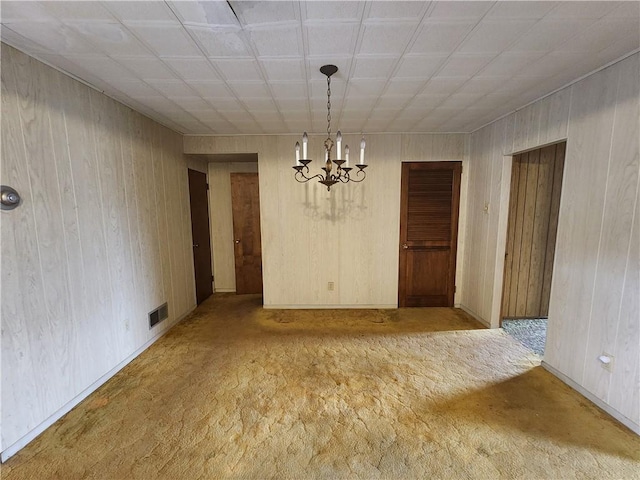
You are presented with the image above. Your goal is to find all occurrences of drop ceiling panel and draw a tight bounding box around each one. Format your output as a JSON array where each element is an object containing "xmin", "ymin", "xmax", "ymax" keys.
[
  {"xmin": 162, "ymin": 57, "xmax": 221, "ymax": 81},
  {"xmin": 2, "ymin": 1, "xmax": 637, "ymax": 135},
  {"xmin": 187, "ymin": 26, "xmax": 250, "ymax": 57},
  {"xmin": 104, "ymin": 1, "xmax": 178, "ymax": 25},
  {"xmin": 71, "ymin": 23, "xmax": 153, "ymax": 56},
  {"xmin": 358, "ymin": 23, "xmax": 419, "ymax": 55},
  {"xmin": 409, "ymin": 20, "xmax": 476, "ymax": 54},
  {"xmin": 261, "ymin": 59, "xmax": 305, "ymax": 82},
  {"xmin": 128, "ymin": 24, "xmax": 202, "ymax": 56}
]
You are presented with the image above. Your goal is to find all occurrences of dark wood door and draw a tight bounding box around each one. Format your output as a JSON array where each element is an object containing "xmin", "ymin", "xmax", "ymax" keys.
[
  {"xmin": 188, "ymin": 169, "xmax": 213, "ymax": 305},
  {"xmin": 502, "ymin": 142, "xmax": 565, "ymax": 319},
  {"xmin": 230, "ymin": 173, "xmax": 263, "ymax": 295},
  {"xmin": 399, "ymin": 162, "xmax": 462, "ymax": 307}
]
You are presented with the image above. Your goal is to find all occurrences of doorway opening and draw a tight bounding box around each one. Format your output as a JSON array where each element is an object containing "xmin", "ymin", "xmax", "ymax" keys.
[{"xmin": 501, "ymin": 142, "xmax": 566, "ymax": 355}]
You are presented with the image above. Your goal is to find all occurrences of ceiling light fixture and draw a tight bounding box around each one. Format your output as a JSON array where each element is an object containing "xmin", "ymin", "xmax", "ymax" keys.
[{"xmin": 293, "ymin": 65, "xmax": 367, "ymax": 191}]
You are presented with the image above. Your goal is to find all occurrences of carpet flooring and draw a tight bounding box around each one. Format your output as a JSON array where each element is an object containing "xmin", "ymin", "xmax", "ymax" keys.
[
  {"xmin": 502, "ymin": 319, "xmax": 548, "ymax": 356},
  {"xmin": 3, "ymin": 294, "xmax": 639, "ymax": 479}
]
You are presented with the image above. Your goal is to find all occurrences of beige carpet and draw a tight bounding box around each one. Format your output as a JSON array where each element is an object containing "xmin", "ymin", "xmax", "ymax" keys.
[{"xmin": 3, "ymin": 294, "xmax": 639, "ymax": 479}]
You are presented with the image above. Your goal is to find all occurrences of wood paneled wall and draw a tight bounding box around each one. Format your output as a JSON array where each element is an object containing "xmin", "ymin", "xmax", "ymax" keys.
[
  {"xmin": 185, "ymin": 134, "xmax": 467, "ymax": 308},
  {"xmin": 207, "ymin": 161, "xmax": 258, "ymax": 292},
  {"xmin": 461, "ymin": 53, "xmax": 639, "ymax": 431},
  {"xmin": 1, "ymin": 45, "xmax": 196, "ymax": 454},
  {"xmin": 502, "ymin": 144, "xmax": 565, "ymax": 318}
]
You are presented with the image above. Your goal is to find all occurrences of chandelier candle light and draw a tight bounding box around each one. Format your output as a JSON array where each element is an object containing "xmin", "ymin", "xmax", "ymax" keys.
[{"xmin": 293, "ymin": 65, "xmax": 367, "ymax": 191}]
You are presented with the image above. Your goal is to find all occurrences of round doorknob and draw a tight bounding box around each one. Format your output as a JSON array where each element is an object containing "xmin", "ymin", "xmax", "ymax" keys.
[
  {"xmin": 234, "ymin": 239, "xmax": 241, "ymax": 244},
  {"xmin": 402, "ymin": 243, "xmax": 408, "ymax": 249},
  {"xmin": 193, "ymin": 244, "xmax": 199, "ymax": 248}
]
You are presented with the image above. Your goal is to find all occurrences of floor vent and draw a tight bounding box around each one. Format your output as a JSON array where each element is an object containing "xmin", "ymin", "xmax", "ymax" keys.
[{"xmin": 149, "ymin": 303, "xmax": 168, "ymax": 329}]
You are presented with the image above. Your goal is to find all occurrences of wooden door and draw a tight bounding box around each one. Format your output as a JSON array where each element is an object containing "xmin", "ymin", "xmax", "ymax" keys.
[
  {"xmin": 230, "ymin": 173, "xmax": 263, "ymax": 294},
  {"xmin": 502, "ymin": 142, "xmax": 565, "ymax": 319},
  {"xmin": 188, "ymin": 169, "xmax": 213, "ymax": 305},
  {"xmin": 399, "ymin": 162, "xmax": 462, "ymax": 307}
]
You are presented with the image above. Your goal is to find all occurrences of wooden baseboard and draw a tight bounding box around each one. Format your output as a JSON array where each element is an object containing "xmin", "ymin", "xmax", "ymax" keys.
[
  {"xmin": 541, "ymin": 361, "xmax": 640, "ymax": 435},
  {"xmin": 214, "ymin": 288, "xmax": 236, "ymax": 293},
  {"xmin": 0, "ymin": 306, "xmax": 197, "ymax": 462},
  {"xmin": 264, "ymin": 304, "xmax": 397, "ymax": 309}
]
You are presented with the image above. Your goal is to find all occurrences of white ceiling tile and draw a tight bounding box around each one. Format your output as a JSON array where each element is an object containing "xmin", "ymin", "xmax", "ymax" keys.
[
  {"xmin": 422, "ymin": 76, "xmax": 469, "ymax": 94},
  {"xmin": 351, "ymin": 56, "xmax": 397, "ymax": 79},
  {"xmin": 189, "ymin": 81, "xmax": 233, "ymax": 98},
  {"xmin": 477, "ymin": 52, "xmax": 544, "ymax": 76},
  {"xmin": 366, "ymin": 1, "xmax": 427, "ymax": 20},
  {"xmin": 605, "ymin": 2, "xmax": 640, "ymax": 19},
  {"xmin": 5, "ymin": 21, "xmax": 98, "ymax": 54},
  {"xmin": 205, "ymin": 98, "xmax": 243, "ymax": 111},
  {"xmin": 456, "ymin": 76, "xmax": 509, "ymax": 95},
  {"xmin": 304, "ymin": 2, "xmax": 363, "ymax": 22},
  {"xmin": 242, "ymin": 98, "xmax": 278, "ymax": 111},
  {"xmin": 42, "ymin": 1, "xmax": 116, "ymax": 22},
  {"xmin": 275, "ymin": 98, "xmax": 308, "ymax": 110},
  {"xmin": 214, "ymin": 59, "xmax": 263, "ymax": 81},
  {"xmin": 64, "ymin": 55, "xmax": 139, "ymax": 80},
  {"xmin": 548, "ymin": 2, "xmax": 618, "ymax": 19},
  {"xmin": 133, "ymin": 96, "xmax": 182, "ymax": 110},
  {"xmin": 429, "ymin": 2, "xmax": 494, "ymax": 20},
  {"xmin": 394, "ymin": 55, "xmax": 447, "ymax": 79},
  {"xmin": 486, "ymin": 2, "xmax": 558, "ymax": 19},
  {"xmin": 113, "ymin": 56, "xmax": 177, "ymax": 80},
  {"xmin": 234, "ymin": 1, "xmax": 298, "ymax": 25},
  {"xmin": 375, "ymin": 96, "xmax": 412, "ymax": 109},
  {"xmin": 105, "ymin": 1, "xmax": 179, "ymax": 24},
  {"xmin": 409, "ymin": 20, "xmax": 476, "ymax": 54},
  {"xmin": 229, "ymin": 82, "xmax": 271, "ymax": 97},
  {"xmin": 166, "ymin": 97, "xmax": 210, "ymax": 111},
  {"xmin": 102, "ymin": 80, "xmax": 161, "ymax": 98},
  {"xmin": 187, "ymin": 26, "xmax": 250, "ymax": 57},
  {"xmin": 346, "ymin": 79, "xmax": 386, "ymax": 97},
  {"xmin": 384, "ymin": 79, "xmax": 425, "ymax": 96},
  {"xmin": 343, "ymin": 97, "xmax": 378, "ymax": 110},
  {"xmin": 438, "ymin": 93, "xmax": 484, "ymax": 108},
  {"xmin": 162, "ymin": 57, "xmax": 221, "ymax": 81},
  {"xmin": 306, "ymin": 24, "xmax": 358, "ymax": 56},
  {"xmin": 261, "ymin": 59, "xmax": 305, "ymax": 81},
  {"xmin": 410, "ymin": 94, "xmax": 449, "ymax": 108},
  {"xmin": 71, "ymin": 23, "xmax": 152, "ymax": 56},
  {"xmin": 509, "ymin": 19, "xmax": 598, "ymax": 53},
  {"xmin": 459, "ymin": 20, "xmax": 537, "ymax": 54},
  {"xmin": 128, "ymin": 25, "xmax": 201, "ymax": 56},
  {"xmin": 359, "ymin": 23, "xmax": 418, "ymax": 55},
  {"xmin": 437, "ymin": 54, "xmax": 496, "ymax": 77},
  {"xmin": 0, "ymin": 2, "xmax": 57, "ymax": 22},
  {"xmin": 168, "ymin": 1, "xmax": 239, "ymax": 27},
  {"xmin": 249, "ymin": 25, "xmax": 302, "ymax": 56},
  {"xmin": 270, "ymin": 82, "xmax": 307, "ymax": 98},
  {"xmin": 145, "ymin": 80, "xmax": 198, "ymax": 97},
  {"xmin": 559, "ymin": 18, "xmax": 639, "ymax": 53},
  {"xmin": 471, "ymin": 93, "xmax": 517, "ymax": 110}
]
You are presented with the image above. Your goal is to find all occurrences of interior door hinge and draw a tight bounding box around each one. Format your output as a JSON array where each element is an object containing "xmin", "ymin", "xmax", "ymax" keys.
[
  {"xmin": 206, "ymin": 183, "xmax": 210, "ymax": 190},
  {"xmin": 211, "ymin": 275, "xmax": 214, "ymax": 282},
  {"xmin": 454, "ymin": 285, "xmax": 457, "ymax": 293}
]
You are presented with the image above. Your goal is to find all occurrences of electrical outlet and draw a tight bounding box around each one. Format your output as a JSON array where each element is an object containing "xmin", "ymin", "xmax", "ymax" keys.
[
  {"xmin": 327, "ymin": 281, "xmax": 335, "ymax": 291},
  {"xmin": 598, "ymin": 353, "xmax": 614, "ymax": 372}
]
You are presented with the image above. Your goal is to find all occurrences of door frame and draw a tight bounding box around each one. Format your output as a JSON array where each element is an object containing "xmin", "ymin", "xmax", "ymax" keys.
[{"xmin": 497, "ymin": 140, "xmax": 567, "ymax": 327}]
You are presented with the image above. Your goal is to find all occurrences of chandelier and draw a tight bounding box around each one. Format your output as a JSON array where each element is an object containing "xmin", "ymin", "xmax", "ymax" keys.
[{"xmin": 293, "ymin": 65, "xmax": 367, "ymax": 191}]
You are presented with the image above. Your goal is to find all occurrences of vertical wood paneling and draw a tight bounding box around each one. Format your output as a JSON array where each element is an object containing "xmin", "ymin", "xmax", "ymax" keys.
[
  {"xmin": 463, "ymin": 53, "xmax": 639, "ymax": 430},
  {"xmin": 546, "ymin": 63, "xmax": 619, "ymax": 383},
  {"xmin": 583, "ymin": 54, "xmax": 640, "ymax": 402},
  {"xmin": 1, "ymin": 45, "xmax": 195, "ymax": 453},
  {"xmin": 187, "ymin": 133, "xmax": 465, "ymax": 307}
]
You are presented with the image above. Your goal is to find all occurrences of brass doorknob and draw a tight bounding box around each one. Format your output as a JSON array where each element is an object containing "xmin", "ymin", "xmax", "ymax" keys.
[
  {"xmin": 402, "ymin": 243, "xmax": 408, "ymax": 249},
  {"xmin": 234, "ymin": 239, "xmax": 241, "ymax": 244}
]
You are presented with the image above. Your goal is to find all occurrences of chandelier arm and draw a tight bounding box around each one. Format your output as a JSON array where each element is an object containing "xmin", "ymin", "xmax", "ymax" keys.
[
  {"xmin": 345, "ymin": 169, "xmax": 367, "ymax": 183},
  {"xmin": 294, "ymin": 170, "xmax": 326, "ymax": 183}
]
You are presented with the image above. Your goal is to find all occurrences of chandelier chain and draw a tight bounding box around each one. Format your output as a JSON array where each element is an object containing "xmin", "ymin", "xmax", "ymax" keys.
[{"xmin": 326, "ymin": 75, "xmax": 331, "ymax": 138}]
